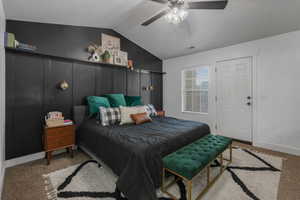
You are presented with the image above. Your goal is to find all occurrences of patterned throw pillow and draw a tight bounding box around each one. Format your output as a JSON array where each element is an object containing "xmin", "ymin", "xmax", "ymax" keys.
[
  {"xmin": 145, "ymin": 104, "xmax": 157, "ymax": 116},
  {"xmin": 99, "ymin": 107, "xmax": 121, "ymax": 126}
]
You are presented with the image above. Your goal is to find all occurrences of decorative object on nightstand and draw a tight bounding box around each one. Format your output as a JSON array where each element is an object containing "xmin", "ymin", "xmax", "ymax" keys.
[
  {"xmin": 43, "ymin": 124, "xmax": 75, "ymax": 165},
  {"xmin": 45, "ymin": 111, "xmax": 64, "ymax": 127}
]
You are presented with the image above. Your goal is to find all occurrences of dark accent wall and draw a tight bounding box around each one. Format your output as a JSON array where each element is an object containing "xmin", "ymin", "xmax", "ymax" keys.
[
  {"xmin": 6, "ymin": 20, "xmax": 163, "ymax": 159},
  {"xmin": 6, "ymin": 20, "xmax": 162, "ymax": 72}
]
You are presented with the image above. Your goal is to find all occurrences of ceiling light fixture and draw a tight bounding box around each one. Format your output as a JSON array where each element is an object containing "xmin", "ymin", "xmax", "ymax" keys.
[
  {"xmin": 165, "ymin": 6, "xmax": 188, "ymax": 24},
  {"xmin": 142, "ymin": 0, "xmax": 228, "ymax": 26}
]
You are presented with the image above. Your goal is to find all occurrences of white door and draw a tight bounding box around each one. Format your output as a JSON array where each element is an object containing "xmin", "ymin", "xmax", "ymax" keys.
[{"xmin": 216, "ymin": 57, "xmax": 253, "ymax": 142}]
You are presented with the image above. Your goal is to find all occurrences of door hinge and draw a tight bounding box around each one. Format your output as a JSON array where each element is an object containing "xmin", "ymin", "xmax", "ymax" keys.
[
  {"xmin": 215, "ymin": 96, "xmax": 218, "ymax": 102},
  {"xmin": 215, "ymin": 68, "xmax": 217, "ymax": 72},
  {"xmin": 215, "ymin": 124, "xmax": 218, "ymax": 130}
]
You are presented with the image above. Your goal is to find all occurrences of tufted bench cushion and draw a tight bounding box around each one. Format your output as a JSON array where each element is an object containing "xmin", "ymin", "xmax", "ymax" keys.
[{"xmin": 163, "ymin": 134, "xmax": 232, "ymax": 180}]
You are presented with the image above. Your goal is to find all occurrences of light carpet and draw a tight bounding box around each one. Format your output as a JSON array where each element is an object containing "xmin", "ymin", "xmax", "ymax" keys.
[{"xmin": 43, "ymin": 147, "xmax": 282, "ymax": 200}]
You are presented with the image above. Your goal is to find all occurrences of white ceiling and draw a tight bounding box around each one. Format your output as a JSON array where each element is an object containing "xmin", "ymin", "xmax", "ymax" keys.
[
  {"xmin": 3, "ymin": 0, "xmax": 143, "ymax": 28},
  {"xmin": 4, "ymin": 0, "xmax": 300, "ymax": 59}
]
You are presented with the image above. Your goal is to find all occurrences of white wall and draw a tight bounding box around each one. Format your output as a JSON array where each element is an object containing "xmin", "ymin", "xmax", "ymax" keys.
[
  {"xmin": 0, "ymin": 0, "xmax": 5, "ymax": 196},
  {"xmin": 163, "ymin": 30, "xmax": 300, "ymax": 156}
]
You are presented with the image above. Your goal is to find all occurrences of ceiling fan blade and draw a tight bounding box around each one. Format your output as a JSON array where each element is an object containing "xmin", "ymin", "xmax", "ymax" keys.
[
  {"xmin": 142, "ymin": 9, "xmax": 170, "ymax": 26},
  {"xmin": 188, "ymin": 1, "xmax": 228, "ymax": 9},
  {"xmin": 149, "ymin": 0, "xmax": 168, "ymax": 4}
]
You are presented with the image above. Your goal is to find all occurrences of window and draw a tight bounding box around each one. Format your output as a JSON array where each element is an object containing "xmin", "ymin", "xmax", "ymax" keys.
[{"xmin": 182, "ymin": 67, "xmax": 209, "ymax": 113}]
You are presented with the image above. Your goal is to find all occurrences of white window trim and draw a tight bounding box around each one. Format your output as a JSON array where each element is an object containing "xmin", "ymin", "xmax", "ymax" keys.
[{"xmin": 181, "ymin": 66, "xmax": 209, "ymax": 114}]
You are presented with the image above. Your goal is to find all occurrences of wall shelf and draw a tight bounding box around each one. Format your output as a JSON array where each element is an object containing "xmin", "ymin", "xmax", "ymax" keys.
[{"xmin": 5, "ymin": 47, "xmax": 166, "ymax": 75}]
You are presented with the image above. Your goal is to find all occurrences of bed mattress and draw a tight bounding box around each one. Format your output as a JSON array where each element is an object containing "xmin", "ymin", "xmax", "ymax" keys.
[{"xmin": 78, "ymin": 116, "xmax": 210, "ymax": 200}]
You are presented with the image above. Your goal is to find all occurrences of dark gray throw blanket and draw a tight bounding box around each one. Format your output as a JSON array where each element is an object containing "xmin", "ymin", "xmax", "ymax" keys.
[{"xmin": 78, "ymin": 116, "xmax": 210, "ymax": 200}]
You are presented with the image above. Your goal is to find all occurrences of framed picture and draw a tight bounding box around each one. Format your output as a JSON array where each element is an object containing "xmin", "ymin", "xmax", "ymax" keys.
[
  {"xmin": 114, "ymin": 56, "xmax": 123, "ymax": 66},
  {"xmin": 119, "ymin": 51, "xmax": 128, "ymax": 66},
  {"xmin": 101, "ymin": 33, "xmax": 120, "ymax": 51}
]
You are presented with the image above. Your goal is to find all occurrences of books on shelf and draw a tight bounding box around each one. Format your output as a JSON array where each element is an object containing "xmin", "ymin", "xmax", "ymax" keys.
[
  {"xmin": 4, "ymin": 32, "xmax": 37, "ymax": 51},
  {"xmin": 17, "ymin": 42, "xmax": 37, "ymax": 51},
  {"xmin": 46, "ymin": 119, "xmax": 73, "ymax": 128},
  {"xmin": 64, "ymin": 120, "xmax": 73, "ymax": 126}
]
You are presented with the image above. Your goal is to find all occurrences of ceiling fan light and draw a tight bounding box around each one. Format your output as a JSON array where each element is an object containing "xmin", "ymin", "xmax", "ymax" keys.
[
  {"xmin": 178, "ymin": 8, "xmax": 188, "ymax": 19},
  {"xmin": 165, "ymin": 7, "xmax": 188, "ymax": 24}
]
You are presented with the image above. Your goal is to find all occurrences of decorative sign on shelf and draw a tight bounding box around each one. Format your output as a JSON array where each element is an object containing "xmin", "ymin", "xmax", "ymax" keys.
[
  {"xmin": 101, "ymin": 33, "xmax": 120, "ymax": 51},
  {"xmin": 87, "ymin": 33, "xmax": 131, "ymax": 69}
]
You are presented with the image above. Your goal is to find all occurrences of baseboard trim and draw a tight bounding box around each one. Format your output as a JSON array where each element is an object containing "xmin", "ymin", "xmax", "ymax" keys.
[
  {"xmin": 0, "ymin": 167, "xmax": 5, "ymax": 199},
  {"xmin": 5, "ymin": 152, "xmax": 45, "ymax": 168},
  {"xmin": 254, "ymin": 142, "xmax": 300, "ymax": 156},
  {"xmin": 232, "ymin": 138, "xmax": 252, "ymax": 145},
  {"xmin": 4, "ymin": 147, "xmax": 77, "ymax": 168}
]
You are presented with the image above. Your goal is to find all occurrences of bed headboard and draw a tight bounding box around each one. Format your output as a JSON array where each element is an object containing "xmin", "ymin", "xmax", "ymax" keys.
[{"xmin": 73, "ymin": 105, "xmax": 88, "ymax": 128}]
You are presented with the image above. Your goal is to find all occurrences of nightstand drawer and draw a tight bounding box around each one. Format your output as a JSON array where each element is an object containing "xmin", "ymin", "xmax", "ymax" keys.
[
  {"xmin": 46, "ymin": 135, "xmax": 74, "ymax": 150},
  {"xmin": 46, "ymin": 125, "xmax": 74, "ymax": 138}
]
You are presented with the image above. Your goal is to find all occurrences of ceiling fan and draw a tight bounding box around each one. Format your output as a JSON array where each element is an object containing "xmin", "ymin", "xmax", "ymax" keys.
[{"xmin": 142, "ymin": 0, "xmax": 228, "ymax": 26}]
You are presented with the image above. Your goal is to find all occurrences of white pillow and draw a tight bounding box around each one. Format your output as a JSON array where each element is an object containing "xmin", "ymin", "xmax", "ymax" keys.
[{"xmin": 119, "ymin": 106, "xmax": 148, "ymax": 125}]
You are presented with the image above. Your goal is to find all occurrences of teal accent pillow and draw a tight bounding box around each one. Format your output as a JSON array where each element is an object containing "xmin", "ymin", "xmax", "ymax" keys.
[
  {"xmin": 87, "ymin": 96, "xmax": 111, "ymax": 116},
  {"xmin": 125, "ymin": 96, "xmax": 143, "ymax": 106},
  {"xmin": 104, "ymin": 94, "xmax": 127, "ymax": 107}
]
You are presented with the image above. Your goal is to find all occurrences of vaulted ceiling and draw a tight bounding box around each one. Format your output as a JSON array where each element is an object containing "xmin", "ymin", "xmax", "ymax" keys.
[{"xmin": 3, "ymin": 0, "xmax": 300, "ymax": 59}]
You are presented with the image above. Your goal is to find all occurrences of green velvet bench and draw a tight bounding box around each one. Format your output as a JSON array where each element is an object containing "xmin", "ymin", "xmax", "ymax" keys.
[{"xmin": 162, "ymin": 134, "xmax": 233, "ymax": 200}]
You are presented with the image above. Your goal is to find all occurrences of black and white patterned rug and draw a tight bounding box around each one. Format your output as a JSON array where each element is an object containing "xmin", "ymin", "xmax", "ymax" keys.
[{"xmin": 43, "ymin": 147, "xmax": 282, "ymax": 200}]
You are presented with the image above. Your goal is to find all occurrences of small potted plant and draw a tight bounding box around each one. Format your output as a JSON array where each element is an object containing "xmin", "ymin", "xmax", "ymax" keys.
[{"xmin": 101, "ymin": 50, "xmax": 111, "ymax": 63}]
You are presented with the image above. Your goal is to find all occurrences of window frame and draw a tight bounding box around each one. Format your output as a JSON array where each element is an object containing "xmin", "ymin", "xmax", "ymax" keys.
[{"xmin": 181, "ymin": 66, "xmax": 209, "ymax": 115}]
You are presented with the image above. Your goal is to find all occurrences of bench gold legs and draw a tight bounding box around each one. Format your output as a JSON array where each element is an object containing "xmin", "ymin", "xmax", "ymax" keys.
[
  {"xmin": 223, "ymin": 143, "xmax": 233, "ymax": 163},
  {"xmin": 162, "ymin": 144, "xmax": 233, "ymax": 200},
  {"xmin": 188, "ymin": 181, "xmax": 192, "ymax": 200},
  {"xmin": 207, "ymin": 166, "xmax": 210, "ymax": 185}
]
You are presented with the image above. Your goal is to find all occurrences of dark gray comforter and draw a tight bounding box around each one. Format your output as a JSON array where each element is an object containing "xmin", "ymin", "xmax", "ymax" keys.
[{"xmin": 78, "ymin": 116, "xmax": 210, "ymax": 200}]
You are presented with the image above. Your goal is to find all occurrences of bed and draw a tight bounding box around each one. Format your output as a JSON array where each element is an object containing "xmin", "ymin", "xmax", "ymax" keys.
[{"xmin": 74, "ymin": 106, "xmax": 210, "ymax": 200}]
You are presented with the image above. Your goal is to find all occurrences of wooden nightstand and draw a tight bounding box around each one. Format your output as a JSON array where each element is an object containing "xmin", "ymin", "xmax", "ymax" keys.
[{"xmin": 43, "ymin": 124, "xmax": 75, "ymax": 165}]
